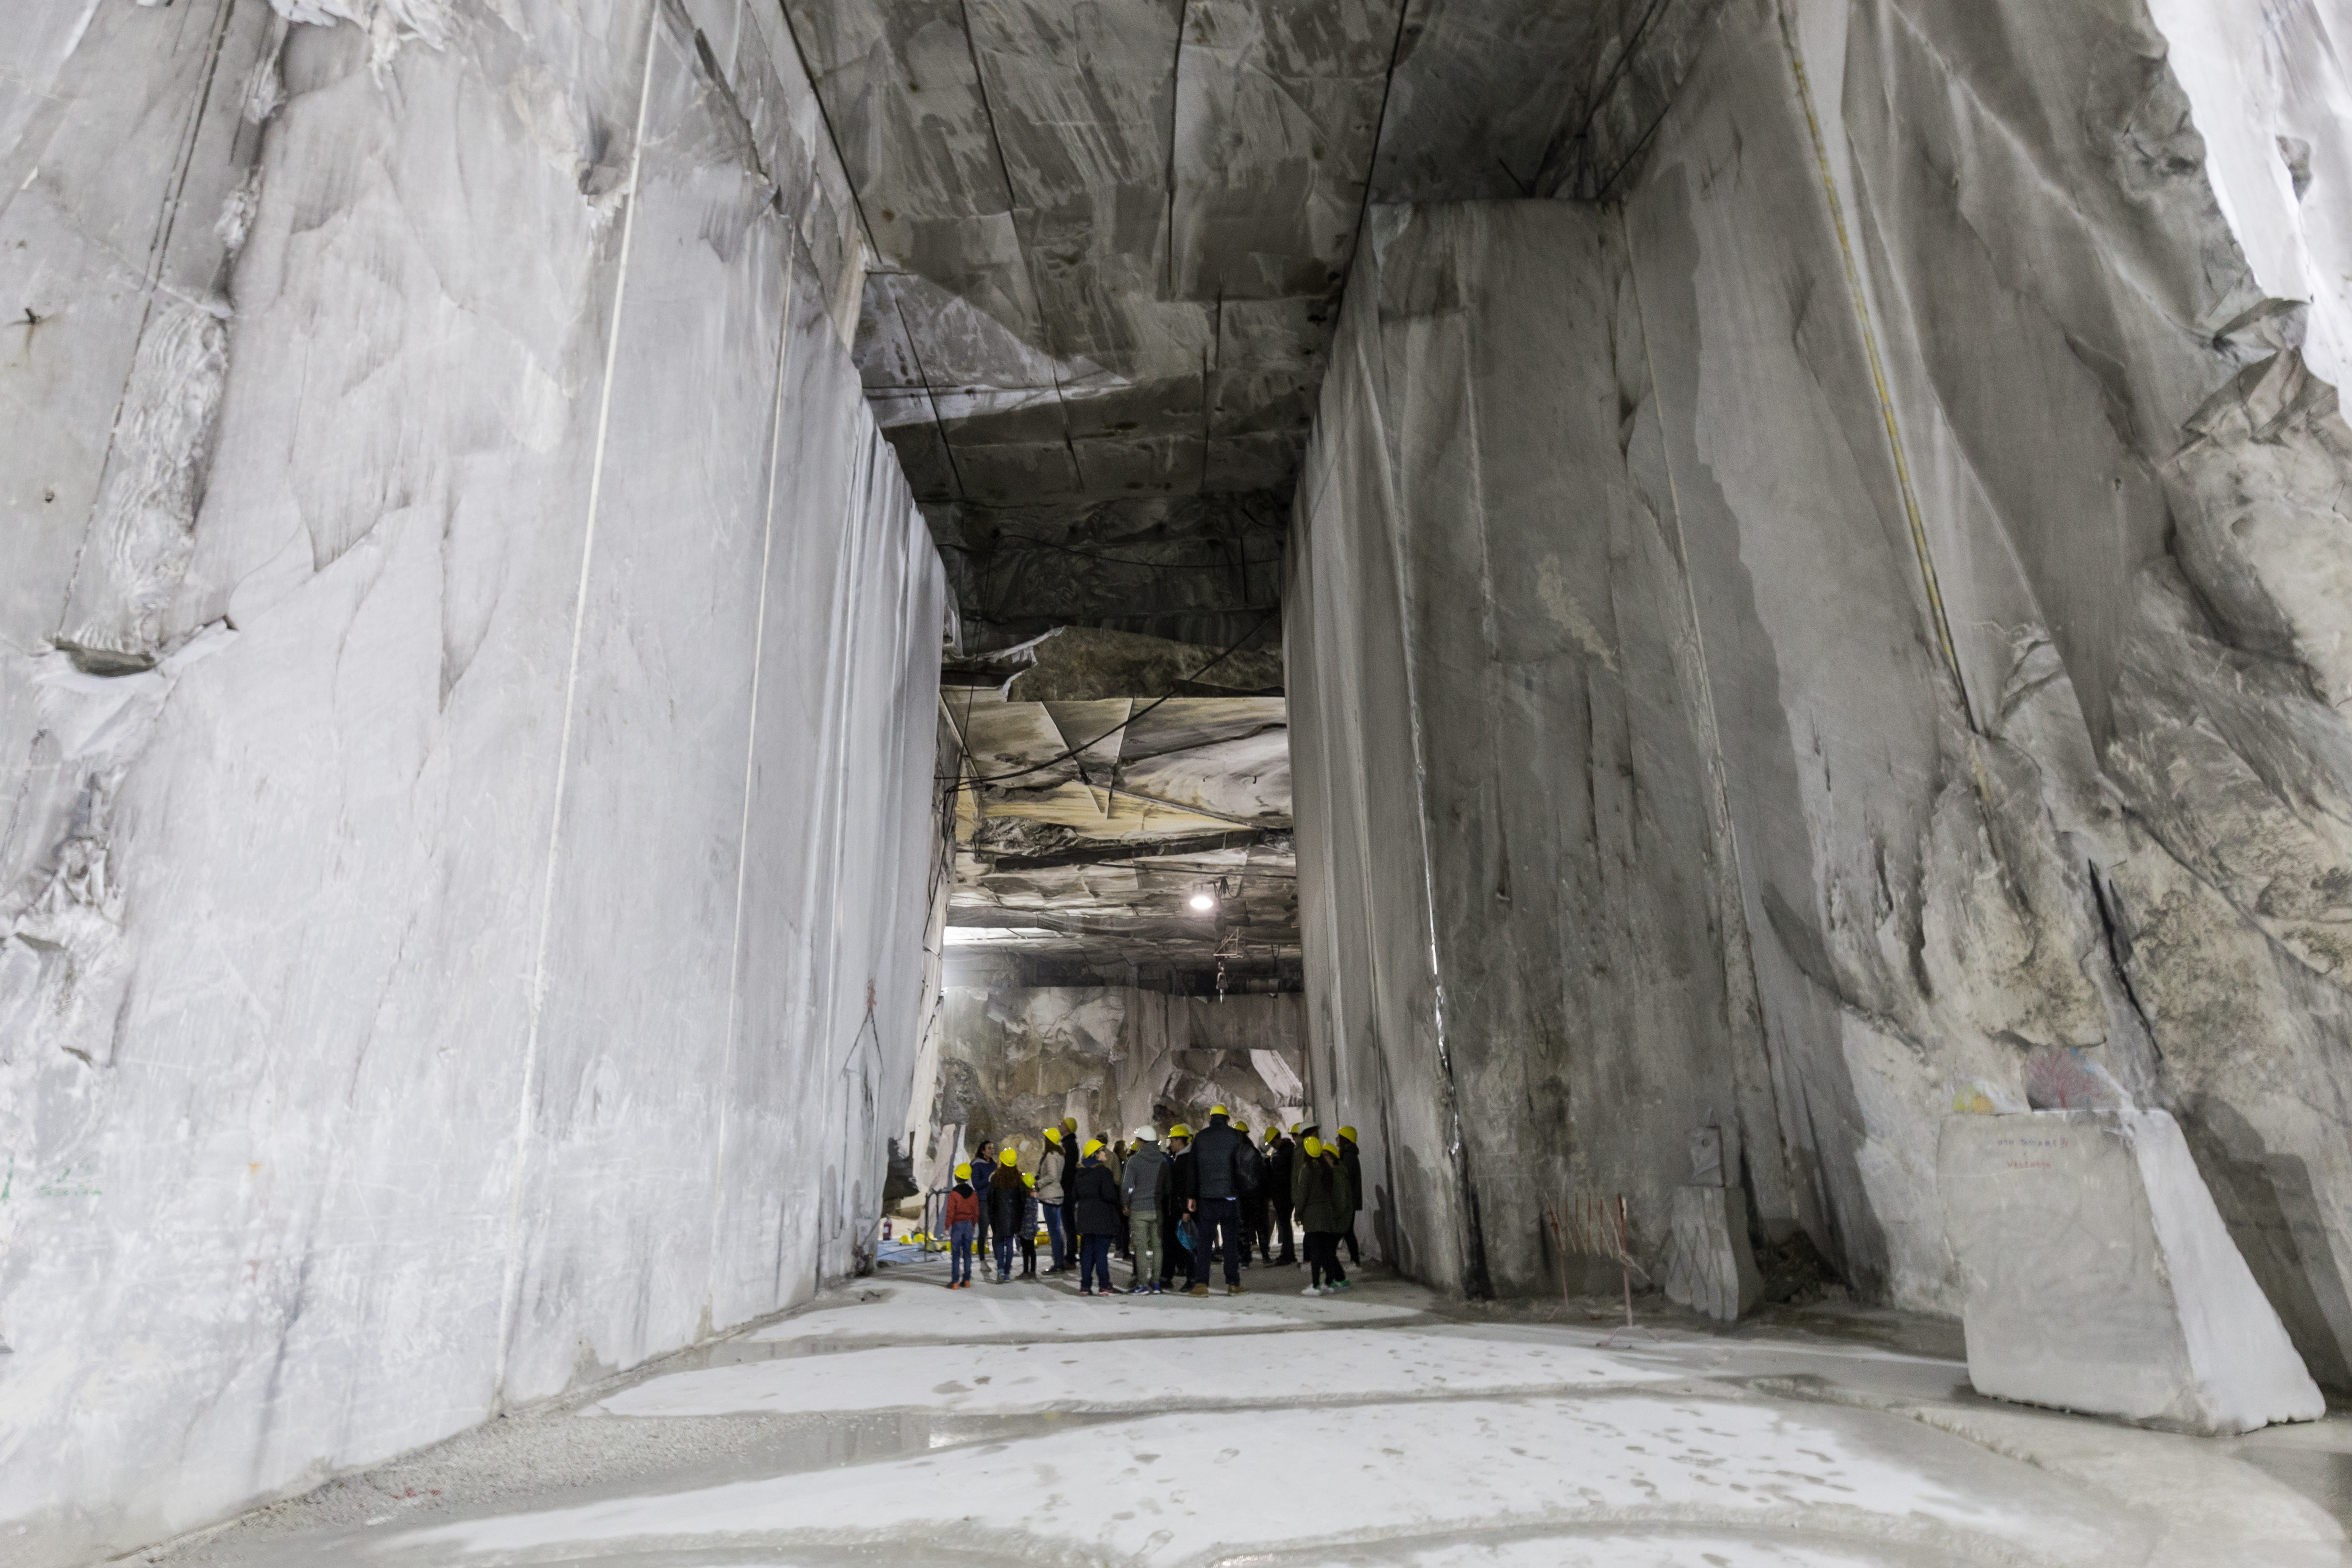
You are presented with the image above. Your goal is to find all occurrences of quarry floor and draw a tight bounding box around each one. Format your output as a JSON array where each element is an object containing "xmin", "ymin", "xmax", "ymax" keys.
[{"xmin": 143, "ymin": 1258, "xmax": 2352, "ymax": 1568}]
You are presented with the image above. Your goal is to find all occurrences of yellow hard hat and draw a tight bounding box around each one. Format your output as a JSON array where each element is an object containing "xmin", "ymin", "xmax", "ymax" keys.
[
  {"xmin": 1209, "ymin": 1104, "xmax": 1229, "ymax": 1118},
  {"xmin": 1234, "ymin": 1121, "xmax": 1249, "ymax": 1134},
  {"xmin": 1169, "ymin": 1123, "xmax": 1194, "ymax": 1139},
  {"xmin": 1290, "ymin": 1122, "xmax": 1301, "ymax": 1136},
  {"xmin": 1042, "ymin": 1127, "xmax": 1060, "ymax": 1144},
  {"xmin": 1083, "ymin": 1138, "xmax": 1104, "ymax": 1157},
  {"xmin": 1062, "ymin": 1116, "xmax": 1077, "ymax": 1128},
  {"xmin": 955, "ymin": 1163, "xmax": 972, "ymax": 1179},
  {"xmin": 1338, "ymin": 1126, "xmax": 1357, "ymax": 1142},
  {"xmin": 1302, "ymin": 1137, "xmax": 1322, "ymax": 1158},
  {"xmin": 1024, "ymin": 1173, "xmax": 1035, "ymax": 1188},
  {"xmin": 1264, "ymin": 1127, "xmax": 1279, "ymax": 1142},
  {"xmin": 998, "ymin": 1147, "xmax": 1018, "ymax": 1166}
]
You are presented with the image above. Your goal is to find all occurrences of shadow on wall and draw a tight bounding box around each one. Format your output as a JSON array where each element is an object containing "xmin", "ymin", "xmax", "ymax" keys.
[{"xmin": 2184, "ymin": 1099, "xmax": 2352, "ymax": 1392}]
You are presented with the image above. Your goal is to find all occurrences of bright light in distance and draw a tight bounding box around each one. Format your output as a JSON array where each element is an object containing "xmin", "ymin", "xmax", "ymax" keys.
[{"xmin": 1188, "ymin": 892, "xmax": 1216, "ymax": 912}]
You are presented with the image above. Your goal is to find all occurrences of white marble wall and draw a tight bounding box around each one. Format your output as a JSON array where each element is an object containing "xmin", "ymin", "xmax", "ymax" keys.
[
  {"xmin": 0, "ymin": 3, "xmax": 943, "ymax": 1561},
  {"xmin": 1292, "ymin": 0, "xmax": 2352, "ymax": 1389}
]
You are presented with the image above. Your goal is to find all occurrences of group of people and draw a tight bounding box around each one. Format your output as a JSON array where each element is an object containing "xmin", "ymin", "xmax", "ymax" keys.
[{"xmin": 938, "ymin": 1110, "xmax": 1364, "ymax": 1297}]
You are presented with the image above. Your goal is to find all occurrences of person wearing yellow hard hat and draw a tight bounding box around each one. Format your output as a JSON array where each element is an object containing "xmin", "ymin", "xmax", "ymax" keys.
[
  {"xmin": 1018, "ymin": 1172, "xmax": 1041, "ymax": 1278},
  {"xmin": 944, "ymin": 1164, "xmax": 980, "ymax": 1289},
  {"xmin": 1295, "ymin": 1133, "xmax": 1353, "ymax": 1294},
  {"xmin": 984, "ymin": 1146, "xmax": 1024, "ymax": 1283},
  {"xmin": 1336, "ymin": 1125, "xmax": 1364, "ymax": 1269},
  {"xmin": 1068, "ymin": 1138, "xmax": 1123, "ymax": 1295},
  {"xmin": 1180, "ymin": 1106, "xmax": 1251, "ymax": 1296},
  {"xmin": 1265, "ymin": 1122, "xmax": 1299, "ymax": 1267},
  {"xmin": 1162, "ymin": 1123, "xmax": 1197, "ymax": 1289},
  {"xmin": 1035, "ymin": 1126, "xmax": 1072, "ymax": 1274}
]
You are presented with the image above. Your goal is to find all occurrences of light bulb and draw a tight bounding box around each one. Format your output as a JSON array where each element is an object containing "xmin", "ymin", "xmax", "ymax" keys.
[{"xmin": 1189, "ymin": 891, "xmax": 1215, "ymax": 912}]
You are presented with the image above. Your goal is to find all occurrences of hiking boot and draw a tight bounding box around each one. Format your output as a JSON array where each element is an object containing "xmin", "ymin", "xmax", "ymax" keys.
[
  {"xmin": 1226, "ymin": 1283, "xmax": 1248, "ymax": 1296},
  {"xmin": 1185, "ymin": 1283, "xmax": 1210, "ymax": 1297}
]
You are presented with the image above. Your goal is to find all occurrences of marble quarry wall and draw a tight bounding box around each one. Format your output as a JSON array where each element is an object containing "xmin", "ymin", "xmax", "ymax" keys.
[
  {"xmin": 0, "ymin": 1, "xmax": 945, "ymax": 1561},
  {"xmin": 1291, "ymin": 0, "xmax": 2352, "ymax": 1383},
  {"xmin": 915, "ymin": 986, "xmax": 1307, "ymax": 1193}
]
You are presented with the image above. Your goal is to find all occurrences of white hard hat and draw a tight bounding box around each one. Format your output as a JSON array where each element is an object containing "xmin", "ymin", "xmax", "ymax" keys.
[{"xmin": 1132, "ymin": 1125, "xmax": 1158, "ymax": 1142}]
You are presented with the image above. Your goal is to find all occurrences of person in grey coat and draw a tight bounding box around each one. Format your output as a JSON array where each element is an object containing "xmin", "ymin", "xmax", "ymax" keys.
[{"xmin": 1119, "ymin": 1125, "xmax": 1174, "ymax": 1293}]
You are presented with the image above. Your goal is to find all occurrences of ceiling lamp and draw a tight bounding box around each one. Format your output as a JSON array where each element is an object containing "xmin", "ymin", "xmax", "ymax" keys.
[{"xmin": 1188, "ymin": 889, "xmax": 1217, "ymax": 912}]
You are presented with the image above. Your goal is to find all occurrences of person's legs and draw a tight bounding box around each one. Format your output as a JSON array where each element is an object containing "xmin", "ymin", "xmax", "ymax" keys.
[
  {"xmin": 1272, "ymin": 1201, "xmax": 1295, "ymax": 1264},
  {"xmin": 1019, "ymin": 1234, "xmax": 1036, "ymax": 1277},
  {"xmin": 950, "ymin": 1222, "xmax": 973, "ymax": 1285},
  {"xmin": 1211, "ymin": 1198, "xmax": 1245, "ymax": 1285},
  {"xmin": 1343, "ymin": 1218, "xmax": 1360, "ymax": 1265},
  {"xmin": 1131, "ymin": 1212, "xmax": 1160, "ymax": 1289},
  {"xmin": 1305, "ymin": 1232, "xmax": 1331, "ymax": 1288},
  {"xmin": 993, "ymin": 1231, "xmax": 1013, "ymax": 1280},
  {"xmin": 1327, "ymin": 1234, "xmax": 1348, "ymax": 1285},
  {"xmin": 1043, "ymin": 1203, "xmax": 1067, "ymax": 1271},
  {"xmin": 1085, "ymin": 1236, "xmax": 1112, "ymax": 1292}
]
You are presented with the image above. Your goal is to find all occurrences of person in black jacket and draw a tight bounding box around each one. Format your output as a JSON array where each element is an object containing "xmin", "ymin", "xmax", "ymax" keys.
[
  {"xmin": 1162, "ymin": 1124, "xmax": 1197, "ymax": 1288},
  {"xmin": 1265, "ymin": 1126, "xmax": 1296, "ymax": 1265},
  {"xmin": 1336, "ymin": 1125, "xmax": 1365, "ymax": 1265},
  {"xmin": 1069, "ymin": 1140, "xmax": 1124, "ymax": 1296},
  {"xmin": 985, "ymin": 1148, "xmax": 1025, "ymax": 1283},
  {"xmin": 1184, "ymin": 1108, "xmax": 1251, "ymax": 1295},
  {"xmin": 970, "ymin": 1137, "xmax": 996, "ymax": 1262}
]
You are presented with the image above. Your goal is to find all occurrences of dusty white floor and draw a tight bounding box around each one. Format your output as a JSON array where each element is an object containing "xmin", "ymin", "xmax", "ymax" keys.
[{"xmin": 144, "ymin": 1255, "xmax": 2352, "ymax": 1567}]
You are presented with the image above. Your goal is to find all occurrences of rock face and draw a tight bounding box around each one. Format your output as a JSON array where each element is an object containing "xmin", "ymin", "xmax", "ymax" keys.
[
  {"xmin": 1289, "ymin": 0, "xmax": 2352, "ymax": 1379},
  {"xmin": 0, "ymin": 3, "xmax": 946, "ymax": 1563},
  {"xmin": 1941, "ymin": 1111, "xmax": 2324, "ymax": 1434}
]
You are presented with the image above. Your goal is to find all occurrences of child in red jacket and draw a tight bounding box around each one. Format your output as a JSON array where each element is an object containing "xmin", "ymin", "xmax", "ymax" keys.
[{"xmin": 944, "ymin": 1164, "xmax": 980, "ymax": 1289}]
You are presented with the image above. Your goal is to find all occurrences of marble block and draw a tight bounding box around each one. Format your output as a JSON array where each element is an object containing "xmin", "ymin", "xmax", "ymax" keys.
[{"xmin": 1939, "ymin": 1110, "xmax": 2323, "ymax": 1435}]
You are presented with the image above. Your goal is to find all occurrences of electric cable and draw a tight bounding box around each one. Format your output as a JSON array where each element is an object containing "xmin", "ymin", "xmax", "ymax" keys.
[{"xmin": 955, "ymin": 606, "xmax": 1279, "ymax": 787}]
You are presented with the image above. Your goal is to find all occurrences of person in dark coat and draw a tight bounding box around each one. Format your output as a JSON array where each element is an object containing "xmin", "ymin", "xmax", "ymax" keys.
[
  {"xmin": 1019, "ymin": 1174, "xmax": 1040, "ymax": 1277},
  {"xmin": 1162, "ymin": 1124, "xmax": 1197, "ymax": 1288},
  {"xmin": 985, "ymin": 1148, "xmax": 1025, "ymax": 1283},
  {"xmin": 970, "ymin": 1137, "xmax": 996, "ymax": 1261},
  {"xmin": 1185, "ymin": 1109, "xmax": 1251, "ymax": 1295},
  {"xmin": 1294, "ymin": 1136, "xmax": 1353, "ymax": 1293},
  {"xmin": 1336, "ymin": 1125, "xmax": 1365, "ymax": 1265},
  {"xmin": 1069, "ymin": 1140, "xmax": 1124, "ymax": 1296},
  {"xmin": 1266, "ymin": 1127, "xmax": 1297, "ymax": 1265},
  {"xmin": 1109, "ymin": 1139, "xmax": 1132, "ymax": 1260}
]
